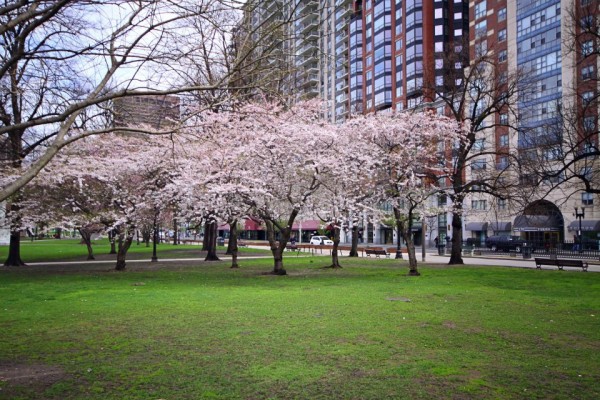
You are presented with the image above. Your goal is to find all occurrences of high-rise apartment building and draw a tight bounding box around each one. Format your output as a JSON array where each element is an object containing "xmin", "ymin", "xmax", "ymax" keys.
[
  {"xmin": 242, "ymin": 1, "xmax": 322, "ymax": 102},
  {"xmin": 244, "ymin": 0, "xmax": 600, "ymax": 246},
  {"xmin": 349, "ymin": 0, "xmax": 469, "ymax": 113},
  {"xmin": 464, "ymin": 0, "xmax": 600, "ymax": 246}
]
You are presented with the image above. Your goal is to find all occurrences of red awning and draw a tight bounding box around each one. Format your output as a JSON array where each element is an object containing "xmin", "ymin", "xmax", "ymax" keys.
[
  {"xmin": 292, "ymin": 219, "xmax": 321, "ymax": 231},
  {"xmin": 244, "ymin": 218, "xmax": 263, "ymax": 231}
]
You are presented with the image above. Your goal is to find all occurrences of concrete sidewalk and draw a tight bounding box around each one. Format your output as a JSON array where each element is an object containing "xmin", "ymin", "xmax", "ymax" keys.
[{"xmin": 12, "ymin": 246, "xmax": 599, "ymax": 273}]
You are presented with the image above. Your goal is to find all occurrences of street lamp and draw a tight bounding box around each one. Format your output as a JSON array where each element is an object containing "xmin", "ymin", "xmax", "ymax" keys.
[
  {"xmin": 574, "ymin": 207, "xmax": 585, "ymax": 253},
  {"xmin": 151, "ymin": 210, "xmax": 158, "ymax": 262}
]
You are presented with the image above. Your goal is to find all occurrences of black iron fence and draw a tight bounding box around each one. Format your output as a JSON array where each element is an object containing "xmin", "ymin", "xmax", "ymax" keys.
[{"xmin": 459, "ymin": 239, "xmax": 600, "ymax": 260}]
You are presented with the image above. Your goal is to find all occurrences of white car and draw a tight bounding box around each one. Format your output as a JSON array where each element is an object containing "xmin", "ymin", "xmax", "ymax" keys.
[{"xmin": 310, "ymin": 235, "xmax": 333, "ymax": 245}]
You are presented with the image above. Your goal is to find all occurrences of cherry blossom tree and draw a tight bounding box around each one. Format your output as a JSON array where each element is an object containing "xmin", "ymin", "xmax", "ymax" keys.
[
  {"xmin": 310, "ymin": 125, "xmax": 375, "ymax": 268},
  {"xmin": 347, "ymin": 110, "xmax": 464, "ymax": 275},
  {"xmin": 26, "ymin": 133, "xmax": 180, "ymax": 270},
  {"xmin": 178, "ymin": 100, "xmax": 337, "ymax": 275},
  {"xmin": 0, "ymin": 1, "xmax": 295, "ymax": 265}
]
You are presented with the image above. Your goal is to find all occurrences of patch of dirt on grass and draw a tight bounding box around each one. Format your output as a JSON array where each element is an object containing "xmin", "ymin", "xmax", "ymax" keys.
[
  {"xmin": 0, "ymin": 361, "xmax": 67, "ymax": 394},
  {"xmin": 442, "ymin": 321, "xmax": 457, "ymax": 329}
]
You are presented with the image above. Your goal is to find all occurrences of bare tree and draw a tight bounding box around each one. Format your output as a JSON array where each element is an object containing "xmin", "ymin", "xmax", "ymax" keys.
[{"xmin": 426, "ymin": 40, "xmax": 533, "ymax": 264}]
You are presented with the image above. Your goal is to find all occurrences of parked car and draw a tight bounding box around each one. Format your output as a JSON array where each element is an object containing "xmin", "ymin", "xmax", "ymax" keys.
[
  {"xmin": 484, "ymin": 235, "xmax": 530, "ymax": 253},
  {"xmin": 309, "ymin": 235, "xmax": 333, "ymax": 245}
]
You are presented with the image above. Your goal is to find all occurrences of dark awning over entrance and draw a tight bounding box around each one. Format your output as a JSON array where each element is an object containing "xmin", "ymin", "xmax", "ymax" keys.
[
  {"xmin": 410, "ymin": 222, "xmax": 422, "ymax": 232},
  {"xmin": 490, "ymin": 222, "xmax": 512, "ymax": 232},
  {"xmin": 465, "ymin": 222, "xmax": 488, "ymax": 231},
  {"xmin": 513, "ymin": 215, "xmax": 561, "ymax": 232},
  {"xmin": 567, "ymin": 220, "xmax": 600, "ymax": 232}
]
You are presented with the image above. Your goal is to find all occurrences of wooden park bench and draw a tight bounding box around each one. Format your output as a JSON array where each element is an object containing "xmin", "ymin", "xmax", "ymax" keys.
[
  {"xmin": 365, "ymin": 247, "xmax": 390, "ymax": 258},
  {"xmin": 534, "ymin": 257, "xmax": 588, "ymax": 272}
]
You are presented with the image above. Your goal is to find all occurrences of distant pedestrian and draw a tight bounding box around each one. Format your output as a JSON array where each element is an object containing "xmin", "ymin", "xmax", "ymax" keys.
[{"xmin": 434, "ymin": 236, "xmax": 439, "ymax": 246}]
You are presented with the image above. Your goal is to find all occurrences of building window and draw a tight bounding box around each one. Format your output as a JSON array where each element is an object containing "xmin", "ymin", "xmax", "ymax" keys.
[
  {"xmin": 541, "ymin": 171, "xmax": 563, "ymax": 185},
  {"xmin": 582, "ymin": 65, "xmax": 595, "ymax": 80},
  {"xmin": 583, "ymin": 116, "xmax": 596, "ymax": 133},
  {"xmin": 497, "ymin": 198, "xmax": 507, "ymax": 210},
  {"xmin": 582, "ymin": 192, "xmax": 594, "ymax": 205},
  {"xmin": 472, "ymin": 200, "xmax": 487, "ymax": 210},
  {"xmin": 498, "ymin": 50, "xmax": 507, "ymax": 63},
  {"xmin": 582, "ymin": 91, "xmax": 595, "ymax": 106},
  {"xmin": 542, "ymin": 146, "xmax": 562, "ymax": 161},
  {"xmin": 471, "ymin": 159, "xmax": 487, "ymax": 170},
  {"xmin": 473, "ymin": 138, "xmax": 485, "ymax": 151},
  {"xmin": 475, "ymin": 20, "xmax": 487, "ymax": 39},
  {"xmin": 582, "ymin": 40, "xmax": 594, "ymax": 57},
  {"xmin": 499, "ymin": 134, "xmax": 509, "ymax": 147},
  {"xmin": 498, "ymin": 28, "xmax": 507, "ymax": 42},
  {"xmin": 499, "ymin": 113, "xmax": 508, "ymax": 125},
  {"xmin": 475, "ymin": 1, "xmax": 487, "ymax": 20},
  {"xmin": 498, "ymin": 7, "xmax": 506, "ymax": 22},
  {"xmin": 497, "ymin": 156, "xmax": 509, "ymax": 170}
]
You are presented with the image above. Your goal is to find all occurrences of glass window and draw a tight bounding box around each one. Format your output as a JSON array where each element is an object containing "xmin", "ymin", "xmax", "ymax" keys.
[
  {"xmin": 582, "ymin": 91, "xmax": 595, "ymax": 105},
  {"xmin": 582, "ymin": 192, "xmax": 594, "ymax": 205},
  {"xmin": 475, "ymin": 1, "xmax": 487, "ymax": 20},
  {"xmin": 583, "ymin": 115, "xmax": 596, "ymax": 132},
  {"xmin": 498, "ymin": 7, "xmax": 506, "ymax": 22},
  {"xmin": 473, "ymin": 139, "xmax": 485, "ymax": 151},
  {"xmin": 471, "ymin": 200, "xmax": 487, "ymax": 210},
  {"xmin": 582, "ymin": 40, "xmax": 594, "ymax": 56},
  {"xmin": 498, "ymin": 29, "xmax": 506, "ymax": 42},
  {"xmin": 499, "ymin": 134, "xmax": 509, "ymax": 147},
  {"xmin": 498, "ymin": 50, "xmax": 507, "ymax": 63},
  {"xmin": 475, "ymin": 20, "xmax": 487, "ymax": 39},
  {"xmin": 472, "ymin": 159, "xmax": 487, "ymax": 170},
  {"xmin": 582, "ymin": 65, "xmax": 595, "ymax": 80}
]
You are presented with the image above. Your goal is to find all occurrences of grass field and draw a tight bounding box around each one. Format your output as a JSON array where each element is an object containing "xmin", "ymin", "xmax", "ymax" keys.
[
  {"xmin": 0, "ymin": 250, "xmax": 599, "ymax": 399},
  {"xmin": 0, "ymin": 239, "xmax": 265, "ymax": 263}
]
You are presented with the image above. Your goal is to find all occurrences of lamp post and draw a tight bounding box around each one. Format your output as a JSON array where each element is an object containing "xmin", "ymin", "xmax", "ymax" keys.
[
  {"xmin": 151, "ymin": 211, "xmax": 158, "ymax": 262},
  {"xmin": 395, "ymin": 221, "xmax": 403, "ymax": 259},
  {"xmin": 574, "ymin": 207, "xmax": 585, "ymax": 253}
]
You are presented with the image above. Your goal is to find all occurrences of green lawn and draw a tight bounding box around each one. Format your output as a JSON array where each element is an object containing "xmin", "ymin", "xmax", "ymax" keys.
[
  {"xmin": 0, "ymin": 256, "xmax": 599, "ymax": 399},
  {"xmin": 0, "ymin": 239, "xmax": 265, "ymax": 263}
]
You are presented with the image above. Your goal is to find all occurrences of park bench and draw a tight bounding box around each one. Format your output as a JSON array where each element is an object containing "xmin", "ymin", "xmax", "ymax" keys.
[
  {"xmin": 365, "ymin": 247, "xmax": 390, "ymax": 258},
  {"xmin": 238, "ymin": 241, "xmax": 248, "ymax": 247},
  {"xmin": 534, "ymin": 257, "xmax": 588, "ymax": 272}
]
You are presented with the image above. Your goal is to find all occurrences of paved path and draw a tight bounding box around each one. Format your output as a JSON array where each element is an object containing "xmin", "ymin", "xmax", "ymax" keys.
[{"xmin": 17, "ymin": 246, "xmax": 599, "ymax": 273}]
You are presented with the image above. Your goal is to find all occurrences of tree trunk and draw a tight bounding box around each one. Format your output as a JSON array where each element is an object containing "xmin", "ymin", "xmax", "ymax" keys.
[
  {"xmin": 349, "ymin": 225, "xmax": 359, "ymax": 257},
  {"xmin": 265, "ymin": 214, "xmax": 296, "ymax": 275},
  {"xmin": 395, "ymin": 208, "xmax": 419, "ymax": 276},
  {"xmin": 4, "ymin": 199, "xmax": 25, "ymax": 266},
  {"xmin": 142, "ymin": 228, "xmax": 151, "ymax": 247},
  {"xmin": 173, "ymin": 218, "xmax": 178, "ymax": 245},
  {"xmin": 108, "ymin": 229, "xmax": 117, "ymax": 254},
  {"xmin": 115, "ymin": 227, "xmax": 134, "ymax": 271},
  {"xmin": 202, "ymin": 220, "xmax": 210, "ymax": 251},
  {"xmin": 204, "ymin": 221, "xmax": 220, "ymax": 261},
  {"xmin": 226, "ymin": 219, "xmax": 237, "ymax": 256},
  {"xmin": 78, "ymin": 227, "xmax": 95, "ymax": 260},
  {"xmin": 404, "ymin": 239, "xmax": 420, "ymax": 275},
  {"xmin": 327, "ymin": 226, "xmax": 342, "ymax": 268},
  {"xmin": 448, "ymin": 210, "xmax": 464, "ymax": 265},
  {"xmin": 4, "ymin": 229, "xmax": 25, "ymax": 266}
]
